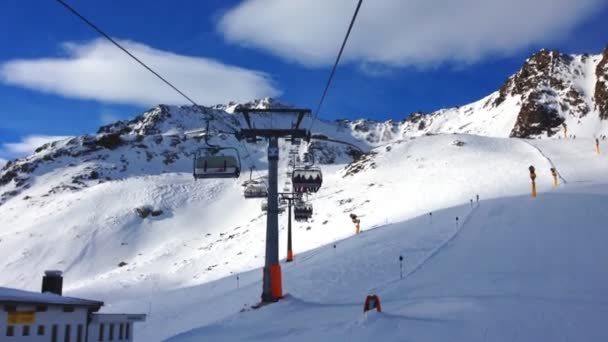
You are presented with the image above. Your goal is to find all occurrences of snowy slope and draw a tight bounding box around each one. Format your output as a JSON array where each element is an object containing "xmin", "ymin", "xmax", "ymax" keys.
[
  {"xmin": 53, "ymin": 135, "xmax": 606, "ymax": 341},
  {"xmin": 168, "ymin": 181, "xmax": 608, "ymax": 342}
]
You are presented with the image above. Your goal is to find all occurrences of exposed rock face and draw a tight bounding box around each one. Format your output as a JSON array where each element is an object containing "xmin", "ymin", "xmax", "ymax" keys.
[
  {"xmin": 492, "ymin": 49, "xmax": 589, "ymax": 138},
  {"xmin": 511, "ymin": 99, "xmax": 564, "ymax": 137},
  {"xmin": 596, "ymin": 48, "xmax": 608, "ymax": 120}
]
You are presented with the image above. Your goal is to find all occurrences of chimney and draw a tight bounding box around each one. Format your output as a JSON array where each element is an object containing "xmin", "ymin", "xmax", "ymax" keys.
[{"xmin": 41, "ymin": 270, "xmax": 63, "ymax": 295}]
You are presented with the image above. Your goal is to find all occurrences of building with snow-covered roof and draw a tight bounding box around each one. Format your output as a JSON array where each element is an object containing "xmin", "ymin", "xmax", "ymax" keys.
[{"xmin": 1, "ymin": 271, "xmax": 145, "ymax": 342}]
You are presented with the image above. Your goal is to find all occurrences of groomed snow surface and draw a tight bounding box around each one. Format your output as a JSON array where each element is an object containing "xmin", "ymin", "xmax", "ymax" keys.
[
  {"xmin": 2, "ymin": 134, "xmax": 607, "ymax": 341},
  {"xmin": 167, "ymin": 137, "xmax": 608, "ymax": 342}
]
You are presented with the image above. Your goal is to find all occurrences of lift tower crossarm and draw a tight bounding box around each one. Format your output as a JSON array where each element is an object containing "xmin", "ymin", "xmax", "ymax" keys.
[{"xmin": 236, "ymin": 108, "xmax": 311, "ymax": 130}]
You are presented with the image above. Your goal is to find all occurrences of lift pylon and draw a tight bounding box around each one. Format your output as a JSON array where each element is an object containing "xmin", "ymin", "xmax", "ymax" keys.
[{"xmin": 235, "ymin": 107, "xmax": 313, "ymax": 303}]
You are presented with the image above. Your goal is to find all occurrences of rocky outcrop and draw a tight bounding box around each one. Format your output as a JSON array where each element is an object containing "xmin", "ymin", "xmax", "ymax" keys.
[
  {"xmin": 595, "ymin": 47, "xmax": 608, "ymax": 120},
  {"xmin": 493, "ymin": 49, "xmax": 592, "ymax": 138},
  {"xmin": 510, "ymin": 100, "xmax": 564, "ymax": 137}
]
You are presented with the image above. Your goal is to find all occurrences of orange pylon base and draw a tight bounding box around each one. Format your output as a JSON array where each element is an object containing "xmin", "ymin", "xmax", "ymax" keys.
[
  {"xmin": 287, "ymin": 250, "xmax": 294, "ymax": 262},
  {"xmin": 270, "ymin": 264, "xmax": 283, "ymax": 299}
]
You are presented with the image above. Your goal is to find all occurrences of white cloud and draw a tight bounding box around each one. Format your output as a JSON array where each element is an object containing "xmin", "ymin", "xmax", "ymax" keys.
[
  {"xmin": 3, "ymin": 135, "xmax": 72, "ymax": 156},
  {"xmin": 0, "ymin": 158, "xmax": 6, "ymax": 169},
  {"xmin": 0, "ymin": 39, "xmax": 281, "ymax": 106},
  {"xmin": 219, "ymin": 0, "xmax": 604, "ymax": 68}
]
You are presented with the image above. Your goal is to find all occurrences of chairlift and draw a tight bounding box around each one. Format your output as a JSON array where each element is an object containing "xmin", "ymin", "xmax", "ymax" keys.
[
  {"xmin": 292, "ymin": 166, "xmax": 323, "ymax": 193},
  {"xmin": 294, "ymin": 200, "xmax": 313, "ymax": 221},
  {"xmin": 193, "ymin": 147, "xmax": 241, "ymax": 179},
  {"xmin": 244, "ymin": 184, "xmax": 268, "ymax": 199}
]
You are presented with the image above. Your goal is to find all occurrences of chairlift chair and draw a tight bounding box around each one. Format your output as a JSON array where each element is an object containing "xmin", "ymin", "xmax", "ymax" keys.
[
  {"xmin": 244, "ymin": 184, "xmax": 268, "ymax": 199},
  {"xmin": 294, "ymin": 200, "xmax": 313, "ymax": 221},
  {"xmin": 193, "ymin": 147, "xmax": 241, "ymax": 179},
  {"xmin": 292, "ymin": 166, "xmax": 323, "ymax": 193}
]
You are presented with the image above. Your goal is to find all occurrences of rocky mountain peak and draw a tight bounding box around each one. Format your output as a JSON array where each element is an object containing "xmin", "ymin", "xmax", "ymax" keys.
[{"xmin": 487, "ymin": 47, "xmax": 607, "ymax": 138}]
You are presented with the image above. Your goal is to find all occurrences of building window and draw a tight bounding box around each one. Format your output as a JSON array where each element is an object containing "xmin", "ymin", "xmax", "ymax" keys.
[
  {"xmin": 22, "ymin": 325, "xmax": 30, "ymax": 336},
  {"xmin": 76, "ymin": 324, "xmax": 83, "ymax": 342},
  {"xmin": 119, "ymin": 323, "xmax": 124, "ymax": 339},
  {"xmin": 63, "ymin": 306, "xmax": 75, "ymax": 312},
  {"xmin": 38, "ymin": 325, "xmax": 45, "ymax": 335},
  {"xmin": 4, "ymin": 304, "xmax": 16, "ymax": 312},
  {"xmin": 52, "ymin": 325, "xmax": 58, "ymax": 342},
  {"xmin": 6, "ymin": 325, "xmax": 15, "ymax": 336},
  {"xmin": 125, "ymin": 323, "xmax": 131, "ymax": 340},
  {"xmin": 36, "ymin": 304, "xmax": 48, "ymax": 312},
  {"xmin": 109, "ymin": 324, "xmax": 115, "ymax": 341},
  {"xmin": 98, "ymin": 324, "xmax": 105, "ymax": 341},
  {"xmin": 64, "ymin": 324, "xmax": 71, "ymax": 342}
]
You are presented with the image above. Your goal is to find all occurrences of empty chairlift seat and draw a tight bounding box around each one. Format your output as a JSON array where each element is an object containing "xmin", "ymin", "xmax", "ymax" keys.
[
  {"xmin": 292, "ymin": 167, "xmax": 323, "ymax": 193},
  {"xmin": 193, "ymin": 148, "xmax": 241, "ymax": 179},
  {"xmin": 244, "ymin": 184, "xmax": 268, "ymax": 199}
]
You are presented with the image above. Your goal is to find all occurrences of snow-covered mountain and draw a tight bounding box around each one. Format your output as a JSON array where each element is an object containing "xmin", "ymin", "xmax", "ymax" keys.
[
  {"xmin": 347, "ymin": 47, "xmax": 608, "ymax": 142},
  {"xmin": 1, "ymin": 47, "xmax": 608, "ymax": 341}
]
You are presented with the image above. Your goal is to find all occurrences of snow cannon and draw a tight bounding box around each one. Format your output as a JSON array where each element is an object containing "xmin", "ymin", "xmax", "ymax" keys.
[
  {"xmin": 529, "ymin": 166, "xmax": 536, "ymax": 180},
  {"xmin": 550, "ymin": 168, "xmax": 558, "ymax": 187},
  {"xmin": 350, "ymin": 213, "xmax": 361, "ymax": 234},
  {"xmin": 529, "ymin": 166, "xmax": 537, "ymax": 198}
]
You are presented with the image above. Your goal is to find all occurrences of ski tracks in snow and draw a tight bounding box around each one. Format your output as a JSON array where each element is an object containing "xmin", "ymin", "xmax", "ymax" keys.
[
  {"xmin": 519, "ymin": 139, "xmax": 568, "ymax": 184},
  {"xmin": 400, "ymin": 204, "xmax": 480, "ymax": 280},
  {"xmin": 367, "ymin": 204, "xmax": 481, "ymax": 295}
]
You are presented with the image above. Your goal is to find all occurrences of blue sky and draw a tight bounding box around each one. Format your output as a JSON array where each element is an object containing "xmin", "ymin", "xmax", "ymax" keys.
[{"xmin": 0, "ymin": 0, "xmax": 607, "ymax": 162}]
